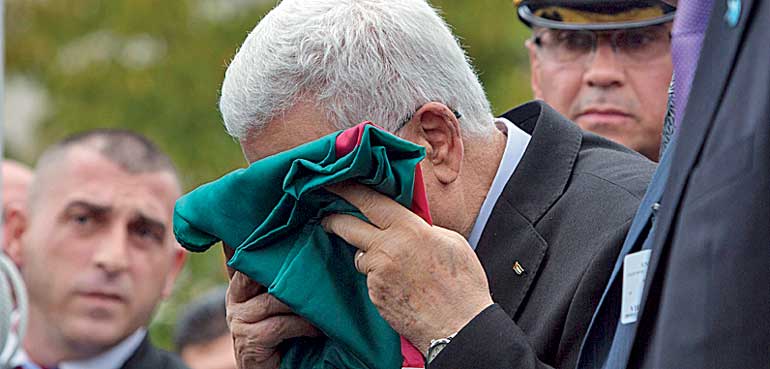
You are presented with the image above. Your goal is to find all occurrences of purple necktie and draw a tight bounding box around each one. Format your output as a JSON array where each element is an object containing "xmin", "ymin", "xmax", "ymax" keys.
[{"xmin": 672, "ymin": 0, "xmax": 715, "ymax": 128}]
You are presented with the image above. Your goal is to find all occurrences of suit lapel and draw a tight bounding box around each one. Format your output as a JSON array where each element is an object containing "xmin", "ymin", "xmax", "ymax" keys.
[
  {"xmin": 478, "ymin": 101, "xmax": 582, "ymax": 316},
  {"xmin": 476, "ymin": 201, "xmax": 548, "ymax": 317},
  {"xmin": 635, "ymin": 0, "xmax": 755, "ymax": 339}
]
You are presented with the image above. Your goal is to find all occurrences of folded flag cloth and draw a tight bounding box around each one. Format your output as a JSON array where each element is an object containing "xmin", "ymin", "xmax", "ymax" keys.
[{"xmin": 174, "ymin": 122, "xmax": 431, "ymax": 369}]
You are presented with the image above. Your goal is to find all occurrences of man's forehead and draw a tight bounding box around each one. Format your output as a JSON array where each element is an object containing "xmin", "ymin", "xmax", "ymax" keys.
[
  {"xmin": 241, "ymin": 103, "xmax": 338, "ymax": 163},
  {"xmin": 35, "ymin": 147, "xmax": 179, "ymax": 214},
  {"xmin": 62, "ymin": 146, "xmax": 178, "ymax": 187},
  {"xmin": 243, "ymin": 125, "xmax": 337, "ymax": 163}
]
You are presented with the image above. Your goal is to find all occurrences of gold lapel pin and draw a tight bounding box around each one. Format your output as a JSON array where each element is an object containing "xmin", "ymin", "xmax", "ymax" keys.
[{"xmin": 513, "ymin": 261, "xmax": 525, "ymax": 276}]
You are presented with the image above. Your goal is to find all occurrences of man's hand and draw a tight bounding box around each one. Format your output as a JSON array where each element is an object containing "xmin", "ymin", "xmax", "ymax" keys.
[
  {"xmin": 225, "ymin": 247, "xmax": 321, "ymax": 369},
  {"xmin": 322, "ymin": 183, "xmax": 494, "ymax": 353}
]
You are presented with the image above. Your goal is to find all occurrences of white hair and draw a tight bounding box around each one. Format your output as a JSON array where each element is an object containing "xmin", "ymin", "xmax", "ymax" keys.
[{"xmin": 219, "ymin": 0, "xmax": 495, "ymax": 140}]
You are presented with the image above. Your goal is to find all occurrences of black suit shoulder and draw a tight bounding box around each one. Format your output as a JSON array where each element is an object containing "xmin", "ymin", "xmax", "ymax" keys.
[
  {"xmin": 545, "ymin": 129, "xmax": 656, "ymax": 241},
  {"xmin": 571, "ymin": 130, "xmax": 656, "ymax": 204}
]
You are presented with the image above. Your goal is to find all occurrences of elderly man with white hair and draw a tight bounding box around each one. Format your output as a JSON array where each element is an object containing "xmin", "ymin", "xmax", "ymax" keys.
[{"xmin": 213, "ymin": 1, "xmax": 655, "ymax": 368}]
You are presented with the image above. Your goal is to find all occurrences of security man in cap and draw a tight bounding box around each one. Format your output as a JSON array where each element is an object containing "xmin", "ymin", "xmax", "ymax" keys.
[{"xmin": 518, "ymin": 0, "xmax": 675, "ymax": 161}]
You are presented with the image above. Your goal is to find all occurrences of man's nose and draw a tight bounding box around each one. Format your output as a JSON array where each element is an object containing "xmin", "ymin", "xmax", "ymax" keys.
[
  {"xmin": 92, "ymin": 224, "xmax": 130, "ymax": 275},
  {"xmin": 583, "ymin": 40, "xmax": 626, "ymax": 89}
]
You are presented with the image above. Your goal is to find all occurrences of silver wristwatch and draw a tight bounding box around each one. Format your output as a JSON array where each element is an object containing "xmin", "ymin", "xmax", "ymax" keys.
[{"xmin": 426, "ymin": 332, "xmax": 457, "ymax": 365}]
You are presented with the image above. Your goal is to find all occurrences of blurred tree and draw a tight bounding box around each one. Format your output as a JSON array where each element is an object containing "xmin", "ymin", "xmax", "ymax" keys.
[{"xmin": 5, "ymin": 0, "xmax": 533, "ymax": 350}]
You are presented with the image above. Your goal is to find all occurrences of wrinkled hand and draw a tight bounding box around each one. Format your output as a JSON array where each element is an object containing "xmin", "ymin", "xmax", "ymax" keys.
[
  {"xmin": 224, "ymin": 246, "xmax": 321, "ymax": 369},
  {"xmin": 322, "ymin": 183, "xmax": 493, "ymax": 353}
]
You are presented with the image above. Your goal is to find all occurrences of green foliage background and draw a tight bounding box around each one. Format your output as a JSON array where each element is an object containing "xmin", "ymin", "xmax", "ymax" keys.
[{"xmin": 5, "ymin": 0, "xmax": 533, "ymax": 350}]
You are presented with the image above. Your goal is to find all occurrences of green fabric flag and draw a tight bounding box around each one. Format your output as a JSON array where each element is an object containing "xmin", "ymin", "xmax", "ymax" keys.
[{"xmin": 173, "ymin": 124, "xmax": 426, "ymax": 369}]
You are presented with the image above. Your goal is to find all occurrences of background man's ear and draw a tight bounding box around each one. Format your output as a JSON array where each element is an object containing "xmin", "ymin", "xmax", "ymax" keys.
[
  {"xmin": 161, "ymin": 245, "xmax": 187, "ymax": 299},
  {"xmin": 401, "ymin": 102, "xmax": 464, "ymax": 185},
  {"xmin": 3, "ymin": 205, "xmax": 28, "ymax": 267},
  {"xmin": 526, "ymin": 38, "xmax": 544, "ymax": 99}
]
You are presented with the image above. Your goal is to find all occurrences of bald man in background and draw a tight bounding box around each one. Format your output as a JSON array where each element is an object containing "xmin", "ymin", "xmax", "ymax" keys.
[{"xmin": 4, "ymin": 130, "xmax": 189, "ymax": 369}]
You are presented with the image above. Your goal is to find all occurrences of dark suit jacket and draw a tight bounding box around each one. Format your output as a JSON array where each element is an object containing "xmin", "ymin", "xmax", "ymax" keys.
[
  {"xmin": 431, "ymin": 101, "xmax": 655, "ymax": 369},
  {"xmin": 575, "ymin": 139, "xmax": 675, "ymax": 369},
  {"xmin": 120, "ymin": 336, "xmax": 189, "ymax": 369},
  {"xmin": 624, "ymin": 1, "xmax": 770, "ymax": 367}
]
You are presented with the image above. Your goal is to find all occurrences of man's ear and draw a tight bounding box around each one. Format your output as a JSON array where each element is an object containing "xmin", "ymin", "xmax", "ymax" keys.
[
  {"xmin": 526, "ymin": 38, "xmax": 544, "ymax": 99},
  {"xmin": 3, "ymin": 205, "xmax": 28, "ymax": 268},
  {"xmin": 161, "ymin": 246, "xmax": 187, "ymax": 299},
  {"xmin": 400, "ymin": 102, "xmax": 463, "ymax": 185}
]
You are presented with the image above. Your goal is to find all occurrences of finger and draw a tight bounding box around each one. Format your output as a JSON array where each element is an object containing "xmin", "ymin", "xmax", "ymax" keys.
[
  {"xmin": 227, "ymin": 271, "xmax": 265, "ymax": 304},
  {"xmin": 321, "ymin": 213, "xmax": 381, "ymax": 252},
  {"xmin": 235, "ymin": 350, "xmax": 279, "ymax": 369},
  {"xmin": 229, "ymin": 293, "xmax": 293, "ymax": 324},
  {"xmin": 326, "ymin": 182, "xmax": 421, "ymax": 229},
  {"xmin": 222, "ymin": 243, "xmax": 236, "ymax": 279},
  {"xmin": 272, "ymin": 315, "xmax": 322, "ymax": 342},
  {"xmin": 232, "ymin": 314, "xmax": 322, "ymax": 348}
]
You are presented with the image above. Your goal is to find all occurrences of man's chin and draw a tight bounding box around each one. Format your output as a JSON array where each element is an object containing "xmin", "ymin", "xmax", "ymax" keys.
[
  {"xmin": 583, "ymin": 127, "xmax": 639, "ymax": 149},
  {"xmin": 574, "ymin": 117, "xmax": 633, "ymax": 142},
  {"xmin": 575, "ymin": 114, "xmax": 636, "ymax": 132},
  {"xmin": 61, "ymin": 316, "xmax": 135, "ymax": 353}
]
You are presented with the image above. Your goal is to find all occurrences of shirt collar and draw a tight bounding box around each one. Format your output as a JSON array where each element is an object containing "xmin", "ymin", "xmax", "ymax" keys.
[
  {"xmin": 11, "ymin": 328, "xmax": 146, "ymax": 369},
  {"xmin": 466, "ymin": 117, "xmax": 531, "ymax": 249}
]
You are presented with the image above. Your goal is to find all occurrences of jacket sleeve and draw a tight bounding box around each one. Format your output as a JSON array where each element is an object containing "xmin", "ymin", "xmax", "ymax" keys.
[
  {"xmin": 429, "ymin": 304, "xmax": 556, "ymax": 369},
  {"xmin": 430, "ymin": 218, "xmax": 632, "ymax": 369}
]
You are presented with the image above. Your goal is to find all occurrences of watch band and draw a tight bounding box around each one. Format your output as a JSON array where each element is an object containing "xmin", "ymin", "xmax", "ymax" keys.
[{"xmin": 426, "ymin": 332, "xmax": 457, "ymax": 365}]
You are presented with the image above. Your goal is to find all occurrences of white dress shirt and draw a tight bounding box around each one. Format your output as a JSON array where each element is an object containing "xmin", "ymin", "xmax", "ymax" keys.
[
  {"xmin": 466, "ymin": 117, "xmax": 531, "ymax": 249},
  {"xmin": 10, "ymin": 328, "xmax": 146, "ymax": 369}
]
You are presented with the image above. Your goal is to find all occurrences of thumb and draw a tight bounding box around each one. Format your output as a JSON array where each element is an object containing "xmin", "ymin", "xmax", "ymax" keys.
[
  {"xmin": 222, "ymin": 243, "xmax": 237, "ymax": 279},
  {"xmin": 227, "ymin": 271, "xmax": 264, "ymax": 304}
]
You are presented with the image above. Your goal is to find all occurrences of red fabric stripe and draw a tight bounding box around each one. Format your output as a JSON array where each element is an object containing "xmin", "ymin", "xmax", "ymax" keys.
[
  {"xmin": 410, "ymin": 164, "xmax": 432, "ymax": 226},
  {"xmin": 334, "ymin": 123, "xmax": 367, "ymax": 157},
  {"xmin": 335, "ymin": 122, "xmax": 427, "ymax": 367}
]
